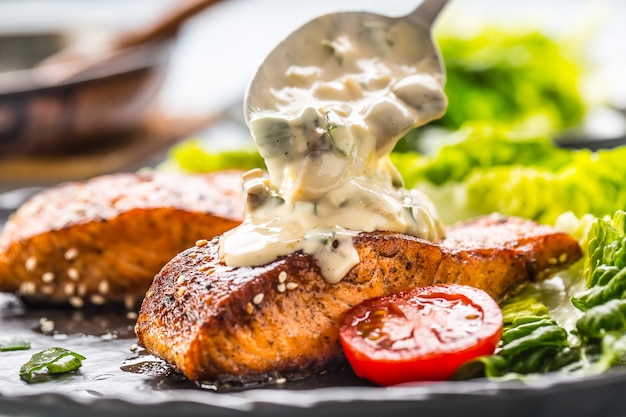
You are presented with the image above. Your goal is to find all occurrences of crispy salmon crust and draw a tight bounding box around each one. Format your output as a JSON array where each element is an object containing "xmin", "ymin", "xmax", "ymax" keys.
[
  {"xmin": 0, "ymin": 170, "xmax": 243, "ymax": 307},
  {"xmin": 135, "ymin": 214, "xmax": 582, "ymax": 385}
]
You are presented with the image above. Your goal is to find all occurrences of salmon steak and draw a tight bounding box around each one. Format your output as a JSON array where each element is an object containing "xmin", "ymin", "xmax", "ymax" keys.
[
  {"xmin": 0, "ymin": 170, "xmax": 244, "ymax": 308},
  {"xmin": 135, "ymin": 214, "xmax": 582, "ymax": 386}
]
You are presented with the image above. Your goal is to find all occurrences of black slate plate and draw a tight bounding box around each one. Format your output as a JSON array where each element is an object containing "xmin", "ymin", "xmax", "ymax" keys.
[
  {"xmin": 2, "ymin": 295, "xmax": 626, "ymax": 417},
  {"xmin": 2, "ymin": 187, "xmax": 626, "ymax": 417}
]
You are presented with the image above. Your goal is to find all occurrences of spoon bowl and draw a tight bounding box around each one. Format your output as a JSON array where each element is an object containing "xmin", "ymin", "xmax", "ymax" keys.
[{"xmin": 244, "ymin": 0, "xmax": 449, "ymax": 125}]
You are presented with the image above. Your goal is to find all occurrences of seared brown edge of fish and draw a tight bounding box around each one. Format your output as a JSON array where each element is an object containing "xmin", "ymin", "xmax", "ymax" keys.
[
  {"xmin": 135, "ymin": 214, "xmax": 582, "ymax": 386},
  {"xmin": 0, "ymin": 170, "xmax": 244, "ymax": 307}
]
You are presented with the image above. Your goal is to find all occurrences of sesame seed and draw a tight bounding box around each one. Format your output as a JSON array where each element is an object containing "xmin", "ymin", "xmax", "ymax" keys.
[
  {"xmin": 277, "ymin": 283, "xmax": 286, "ymax": 293},
  {"xmin": 39, "ymin": 318, "xmax": 55, "ymax": 333},
  {"xmin": 275, "ymin": 377, "xmax": 287, "ymax": 384},
  {"xmin": 286, "ymin": 282, "xmax": 299, "ymax": 291},
  {"xmin": 90, "ymin": 294, "xmax": 106, "ymax": 305},
  {"xmin": 195, "ymin": 239, "xmax": 209, "ymax": 247},
  {"xmin": 146, "ymin": 290, "xmax": 155, "ymax": 298},
  {"xmin": 41, "ymin": 285, "xmax": 55, "ymax": 295},
  {"xmin": 124, "ymin": 296, "xmax": 136, "ymax": 310},
  {"xmin": 64, "ymin": 248, "xmax": 79, "ymax": 261},
  {"xmin": 130, "ymin": 343, "xmax": 139, "ymax": 352},
  {"xmin": 177, "ymin": 274, "xmax": 187, "ymax": 285},
  {"xmin": 278, "ymin": 271, "xmax": 287, "ymax": 283},
  {"xmin": 548, "ymin": 257, "xmax": 558, "ymax": 265},
  {"xmin": 559, "ymin": 253, "xmax": 568, "ymax": 263},
  {"xmin": 98, "ymin": 280, "xmax": 110, "ymax": 295},
  {"xmin": 77, "ymin": 284, "xmax": 87, "ymax": 297},
  {"xmin": 211, "ymin": 237, "xmax": 219, "ymax": 244},
  {"xmin": 69, "ymin": 296, "xmax": 84, "ymax": 308},
  {"xmin": 253, "ymin": 293, "xmax": 264, "ymax": 305},
  {"xmin": 126, "ymin": 311, "xmax": 138, "ymax": 320},
  {"xmin": 189, "ymin": 252, "xmax": 198, "ymax": 259},
  {"xmin": 246, "ymin": 302, "xmax": 254, "ymax": 314},
  {"xmin": 177, "ymin": 286, "xmax": 187, "ymax": 297},
  {"xmin": 41, "ymin": 272, "xmax": 55, "ymax": 283},
  {"xmin": 64, "ymin": 283, "xmax": 75, "ymax": 296},
  {"xmin": 19, "ymin": 281, "xmax": 36, "ymax": 295},
  {"xmin": 198, "ymin": 265, "xmax": 211, "ymax": 271},
  {"xmin": 67, "ymin": 268, "xmax": 79, "ymax": 281},
  {"xmin": 25, "ymin": 256, "xmax": 37, "ymax": 271}
]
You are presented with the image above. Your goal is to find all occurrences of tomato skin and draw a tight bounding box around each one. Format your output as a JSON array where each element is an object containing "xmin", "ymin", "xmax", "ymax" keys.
[{"xmin": 339, "ymin": 284, "xmax": 503, "ymax": 386}]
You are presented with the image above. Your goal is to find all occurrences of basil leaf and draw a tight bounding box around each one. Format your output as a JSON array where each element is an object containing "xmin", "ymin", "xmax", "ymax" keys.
[
  {"xmin": 500, "ymin": 318, "xmax": 566, "ymax": 349},
  {"xmin": 467, "ymin": 293, "xmax": 581, "ymax": 378},
  {"xmin": 19, "ymin": 347, "xmax": 86, "ymax": 383}
]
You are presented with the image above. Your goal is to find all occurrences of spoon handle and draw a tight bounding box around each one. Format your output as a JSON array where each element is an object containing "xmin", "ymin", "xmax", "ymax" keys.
[
  {"xmin": 407, "ymin": 0, "xmax": 449, "ymax": 30},
  {"xmin": 116, "ymin": 0, "xmax": 224, "ymax": 49}
]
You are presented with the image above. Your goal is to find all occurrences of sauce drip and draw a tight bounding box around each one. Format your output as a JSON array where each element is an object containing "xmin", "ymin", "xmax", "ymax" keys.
[{"xmin": 220, "ymin": 14, "xmax": 447, "ymax": 283}]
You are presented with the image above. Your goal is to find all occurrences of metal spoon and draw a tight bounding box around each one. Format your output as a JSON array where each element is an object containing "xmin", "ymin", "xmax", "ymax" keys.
[{"xmin": 244, "ymin": 0, "xmax": 449, "ymax": 125}]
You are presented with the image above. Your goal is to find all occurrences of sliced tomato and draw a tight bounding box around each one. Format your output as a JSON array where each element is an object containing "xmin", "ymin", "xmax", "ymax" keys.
[{"xmin": 339, "ymin": 284, "xmax": 502, "ymax": 386}]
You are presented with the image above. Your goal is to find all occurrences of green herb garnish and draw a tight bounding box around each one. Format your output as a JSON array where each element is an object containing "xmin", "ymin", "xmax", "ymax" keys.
[
  {"xmin": 325, "ymin": 110, "xmax": 354, "ymax": 157},
  {"xmin": 0, "ymin": 337, "xmax": 30, "ymax": 352},
  {"xmin": 19, "ymin": 347, "xmax": 86, "ymax": 383}
]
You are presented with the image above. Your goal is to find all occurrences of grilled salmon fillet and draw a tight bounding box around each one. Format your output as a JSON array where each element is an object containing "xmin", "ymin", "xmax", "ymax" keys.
[
  {"xmin": 0, "ymin": 170, "xmax": 243, "ymax": 308},
  {"xmin": 135, "ymin": 214, "xmax": 582, "ymax": 385}
]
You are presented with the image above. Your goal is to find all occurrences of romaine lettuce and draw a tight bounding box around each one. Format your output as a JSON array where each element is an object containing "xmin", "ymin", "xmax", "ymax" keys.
[
  {"xmin": 434, "ymin": 28, "xmax": 586, "ymax": 134},
  {"xmin": 572, "ymin": 211, "xmax": 626, "ymax": 311},
  {"xmin": 163, "ymin": 139, "xmax": 265, "ymax": 173},
  {"xmin": 391, "ymin": 124, "xmax": 626, "ymax": 225},
  {"xmin": 392, "ymin": 123, "xmax": 572, "ymax": 187}
]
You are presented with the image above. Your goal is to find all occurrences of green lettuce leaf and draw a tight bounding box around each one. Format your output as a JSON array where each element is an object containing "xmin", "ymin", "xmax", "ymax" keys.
[
  {"xmin": 576, "ymin": 299, "xmax": 626, "ymax": 338},
  {"xmin": 474, "ymin": 295, "xmax": 577, "ymax": 378},
  {"xmin": 164, "ymin": 139, "xmax": 266, "ymax": 173},
  {"xmin": 392, "ymin": 123, "xmax": 572, "ymax": 187},
  {"xmin": 462, "ymin": 289, "xmax": 623, "ymax": 380},
  {"xmin": 572, "ymin": 211, "xmax": 626, "ymax": 310},
  {"xmin": 435, "ymin": 28, "xmax": 586, "ymax": 133},
  {"xmin": 391, "ymin": 124, "xmax": 626, "ymax": 225},
  {"xmin": 568, "ymin": 214, "xmax": 626, "ymax": 370}
]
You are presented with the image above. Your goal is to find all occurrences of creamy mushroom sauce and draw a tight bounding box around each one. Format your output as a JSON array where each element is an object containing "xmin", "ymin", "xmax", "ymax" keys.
[{"xmin": 219, "ymin": 14, "xmax": 447, "ymax": 284}]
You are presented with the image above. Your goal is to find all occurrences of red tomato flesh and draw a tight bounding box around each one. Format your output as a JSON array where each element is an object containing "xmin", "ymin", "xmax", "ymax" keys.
[{"xmin": 339, "ymin": 284, "xmax": 503, "ymax": 386}]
